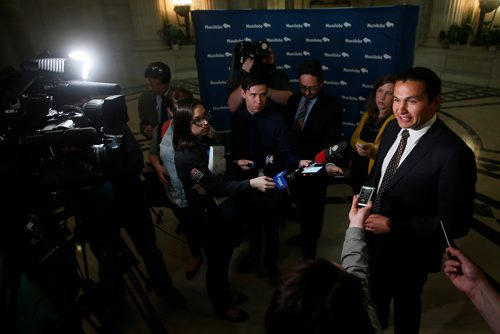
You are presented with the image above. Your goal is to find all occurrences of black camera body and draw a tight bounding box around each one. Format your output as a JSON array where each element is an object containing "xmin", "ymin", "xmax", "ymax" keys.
[
  {"xmin": 232, "ymin": 40, "xmax": 271, "ymax": 71},
  {"xmin": 0, "ymin": 54, "xmax": 140, "ymax": 268},
  {"xmin": 0, "ymin": 55, "xmax": 137, "ymax": 195}
]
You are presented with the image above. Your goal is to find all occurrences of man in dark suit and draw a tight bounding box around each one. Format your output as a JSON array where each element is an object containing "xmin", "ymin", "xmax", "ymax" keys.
[
  {"xmin": 363, "ymin": 67, "xmax": 477, "ymax": 333},
  {"xmin": 230, "ymin": 73, "xmax": 304, "ymax": 284},
  {"xmin": 138, "ymin": 61, "xmax": 173, "ymax": 139},
  {"xmin": 285, "ymin": 60, "xmax": 344, "ymax": 259}
]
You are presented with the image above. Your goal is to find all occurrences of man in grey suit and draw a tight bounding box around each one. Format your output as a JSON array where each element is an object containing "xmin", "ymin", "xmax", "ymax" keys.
[{"xmin": 363, "ymin": 67, "xmax": 477, "ymax": 333}]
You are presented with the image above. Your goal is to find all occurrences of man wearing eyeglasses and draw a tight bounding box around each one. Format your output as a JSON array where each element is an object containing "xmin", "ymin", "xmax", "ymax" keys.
[{"xmin": 285, "ymin": 59, "xmax": 344, "ymax": 259}]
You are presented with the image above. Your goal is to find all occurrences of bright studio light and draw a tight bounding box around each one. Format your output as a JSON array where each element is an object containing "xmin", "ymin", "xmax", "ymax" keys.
[
  {"xmin": 68, "ymin": 51, "xmax": 92, "ymax": 80},
  {"xmin": 172, "ymin": 0, "xmax": 192, "ymax": 6}
]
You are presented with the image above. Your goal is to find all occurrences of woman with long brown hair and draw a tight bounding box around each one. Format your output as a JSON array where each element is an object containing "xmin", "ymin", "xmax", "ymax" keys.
[
  {"xmin": 173, "ymin": 98, "xmax": 275, "ymax": 322},
  {"xmin": 350, "ymin": 75, "xmax": 397, "ymax": 194}
]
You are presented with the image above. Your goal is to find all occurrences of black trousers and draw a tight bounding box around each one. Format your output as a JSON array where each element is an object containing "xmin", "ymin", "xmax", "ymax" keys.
[
  {"xmin": 170, "ymin": 205, "xmax": 203, "ymax": 258},
  {"xmin": 367, "ymin": 233, "xmax": 429, "ymax": 334},
  {"xmin": 236, "ymin": 189, "xmax": 284, "ymax": 268},
  {"xmin": 203, "ymin": 241, "xmax": 234, "ymax": 313},
  {"xmin": 185, "ymin": 198, "xmax": 238, "ymax": 314},
  {"xmin": 289, "ymin": 175, "xmax": 328, "ymax": 249}
]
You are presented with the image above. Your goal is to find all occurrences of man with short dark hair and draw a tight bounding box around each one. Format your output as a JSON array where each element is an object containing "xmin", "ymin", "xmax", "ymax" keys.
[
  {"xmin": 364, "ymin": 66, "xmax": 477, "ymax": 333},
  {"xmin": 285, "ymin": 59, "xmax": 344, "ymax": 259},
  {"xmin": 138, "ymin": 61, "xmax": 172, "ymax": 139},
  {"xmin": 227, "ymin": 43, "xmax": 292, "ymax": 115},
  {"xmin": 230, "ymin": 73, "xmax": 305, "ymax": 284}
]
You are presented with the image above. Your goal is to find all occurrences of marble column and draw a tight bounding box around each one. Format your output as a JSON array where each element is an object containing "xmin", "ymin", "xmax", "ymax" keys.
[
  {"xmin": 423, "ymin": 0, "xmax": 472, "ymax": 47},
  {"xmin": 130, "ymin": 0, "xmax": 165, "ymax": 50}
]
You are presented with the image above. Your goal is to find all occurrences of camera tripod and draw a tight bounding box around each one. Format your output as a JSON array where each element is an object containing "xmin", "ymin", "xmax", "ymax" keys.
[
  {"xmin": 67, "ymin": 212, "xmax": 170, "ymax": 334},
  {"xmin": 0, "ymin": 237, "xmax": 168, "ymax": 334},
  {"xmin": 0, "ymin": 196, "xmax": 169, "ymax": 334}
]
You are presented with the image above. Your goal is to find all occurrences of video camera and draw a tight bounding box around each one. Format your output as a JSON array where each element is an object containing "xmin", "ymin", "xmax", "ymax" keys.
[
  {"xmin": 0, "ymin": 51, "xmax": 138, "ymax": 261},
  {"xmin": 231, "ymin": 40, "xmax": 272, "ymax": 72},
  {"xmin": 0, "ymin": 52, "xmax": 169, "ymax": 333},
  {"xmin": 0, "ymin": 53, "xmax": 132, "ymax": 188}
]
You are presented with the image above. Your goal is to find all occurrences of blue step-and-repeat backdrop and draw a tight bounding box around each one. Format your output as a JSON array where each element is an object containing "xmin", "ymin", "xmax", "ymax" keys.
[{"xmin": 191, "ymin": 5, "xmax": 419, "ymax": 144}]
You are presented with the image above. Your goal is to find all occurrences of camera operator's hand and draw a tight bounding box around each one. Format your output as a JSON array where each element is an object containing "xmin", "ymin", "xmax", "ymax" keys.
[{"xmin": 241, "ymin": 58, "xmax": 254, "ymax": 73}]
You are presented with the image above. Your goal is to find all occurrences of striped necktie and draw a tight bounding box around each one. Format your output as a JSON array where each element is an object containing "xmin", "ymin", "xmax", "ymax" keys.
[
  {"xmin": 372, "ymin": 129, "xmax": 410, "ymax": 213},
  {"xmin": 296, "ymin": 99, "xmax": 310, "ymax": 129}
]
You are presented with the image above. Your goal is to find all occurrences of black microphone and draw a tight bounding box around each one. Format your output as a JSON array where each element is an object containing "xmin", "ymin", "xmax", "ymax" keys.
[
  {"xmin": 314, "ymin": 141, "xmax": 348, "ymax": 164},
  {"xmin": 287, "ymin": 141, "xmax": 348, "ymax": 181}
]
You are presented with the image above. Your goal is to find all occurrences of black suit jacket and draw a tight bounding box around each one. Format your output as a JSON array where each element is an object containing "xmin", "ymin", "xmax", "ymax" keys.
[
  {"xmin": 366, "ymin": 117, "xmax": 477, "ymax": 272},
  {"xmin": 286, "ymin": 91, "xmax": 343, "ymax": 160}
]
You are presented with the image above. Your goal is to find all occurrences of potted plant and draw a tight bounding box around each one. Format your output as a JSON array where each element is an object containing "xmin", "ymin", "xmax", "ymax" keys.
[
  {"xmin": 440, "ymin": 10, "xmax": 475, "ymax": 47},
  {"xmin": 485, "ymin": 28, "xmax": 500, "ymax": 50},
  {"xmin": 160, "ymin": 16, "xmax": 185, "ymax": 50}
]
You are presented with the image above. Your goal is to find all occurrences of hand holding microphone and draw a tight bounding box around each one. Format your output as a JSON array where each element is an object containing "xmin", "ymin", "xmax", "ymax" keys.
[
  {"xmin": 314, "ymin": 141, "xmax": 348, "ymax": 164},
  {"xmin": 299, "ymin": 159, "xmax": 312, "ymax": 168},
  {"xmin": 314, "ymin": 141, "xmax": 347, "ymax": 178},
  {"xmin": 250, "ymin": 176, "xmax": 276, "ymax": 192},
  {"xmin": 325, "ymin": 164, "xmax": 343, "ymax": 177}
]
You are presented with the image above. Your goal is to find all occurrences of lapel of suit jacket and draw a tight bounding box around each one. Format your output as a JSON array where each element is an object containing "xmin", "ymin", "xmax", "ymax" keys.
[
  {"xmin": 302, "ymin": 92, "xmax": 323, "ymax": 132},
  {"xmin": 369, "ymin": 119, "xmax": 399, "ymax": 186},
  {"xmin": 386, "ymin": 117, "xmax": 445, "ymax": 189}
]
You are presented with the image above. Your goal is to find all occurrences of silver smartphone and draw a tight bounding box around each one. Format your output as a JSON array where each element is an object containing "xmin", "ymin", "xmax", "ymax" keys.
[{"xmin": 358, "ymin": 186, "xmax": 375, "ymax": 207}]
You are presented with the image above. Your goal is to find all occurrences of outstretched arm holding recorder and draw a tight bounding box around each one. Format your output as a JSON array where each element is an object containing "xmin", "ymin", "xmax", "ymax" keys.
[{"xmin": 444, "ymin": 247, "xmax": 500, "ymax": 333}]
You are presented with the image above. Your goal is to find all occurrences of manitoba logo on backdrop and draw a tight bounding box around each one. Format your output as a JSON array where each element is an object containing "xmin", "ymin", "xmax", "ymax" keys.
[
  {"xmin": 324, "ymin": 52, "xmax": 350, "ymax": 58},
  {"xmin": 342, "ymin": 95, "xmax": 367, "ymax": 102},
  {"xmin": 267, "ymin": 37, "xmax": 292, "ymax": 43},
  {"xmin": 343, "ymin": 67, "xmax": 369, "ymax": 74},
  {"xmin": 192, "ymin": 6, "xmax": 419, "ymax": 139},
  {"xmin": 325, "ymin": 22, "xmax": 352, "ymax": 28},
  {"xmin": 285, "ymin": 22, "xmax": 312, "ymax": 28},
  {"xmin": 276, "ymin": 64, "xmax": 292, "ymax": 70},
  {"xmin": 367, "ymin": 21, "xmax": 395, "ymax": 28},
  {"xmin": 286, "ymin": 50, "xmax": 311, "ymax": 56},
  {"xmin": 246, "ymin": 22, "xmax": 272, "ymax": 29},
  {"xmin": 206, "ymin": 52, "xmax": 232, "ymax": 58},
  {"xmin": 345, "ymin": 37, "xmax": 372, "ymax": 44},
  {"xmin": 325, "ymin": 80, "xmax": 349, "ymax": 87},
  {"xmin": 305, "ymin": 37, "xmax": 331, "ymax": 43},
  {"xmin": 204, "ymin": 23, "xmax": 231, "ymax": 29},
  {"xmin": 365, "ymin": 53, "xmax": 392, "ymax": 60},
  {"xmin": 226, "ymin": 38, "xmax": 250, "ymax": 44},
  {"xmin": 209, "ymin": 80, "xmax": 226, "ymax": 86}
]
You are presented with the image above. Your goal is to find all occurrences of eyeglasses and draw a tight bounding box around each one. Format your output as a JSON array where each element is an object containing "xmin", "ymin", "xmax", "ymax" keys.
[
  {"xmin": 299, "ymin": 85, "xmax": 320, "ymax": 93},
  {"xmin": 192, "ymin": 112, "xmax": 211, "ymax": 126}
]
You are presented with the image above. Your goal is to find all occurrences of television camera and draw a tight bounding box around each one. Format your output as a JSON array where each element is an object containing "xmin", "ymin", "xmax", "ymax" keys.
[
  {"xmin": 231, "ymin": 40, "xmax": 272, "ymax": 72},
  {"xmin": 0, "ymin": 54, "xmax": 167, "ymax": 333}
]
